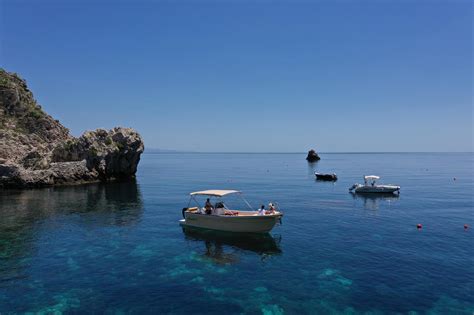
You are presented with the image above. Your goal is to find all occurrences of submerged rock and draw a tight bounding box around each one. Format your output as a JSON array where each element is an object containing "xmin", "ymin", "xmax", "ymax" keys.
[
  {"xmin": 306, "ymin": 149, "xmax": 321, "ymax": 162},
  {"xmin": 0, "ymin": 69, "xmax": 144, "ymax": 188}
]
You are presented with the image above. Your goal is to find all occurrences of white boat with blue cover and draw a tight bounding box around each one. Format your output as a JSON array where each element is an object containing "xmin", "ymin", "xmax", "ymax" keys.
[
  {"xmin": 180, "ymin": 190, "xmax": 283, "ymax": 233},
  {"xmin": 349, "ymin": 175, "xmax": 400, "ymax": 194}
]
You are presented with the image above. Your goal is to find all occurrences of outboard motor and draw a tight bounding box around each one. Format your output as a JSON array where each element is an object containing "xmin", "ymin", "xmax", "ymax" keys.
[
  {"xmin": 349, "ymin": 184, "xmax": 357, "ymax": 192},
  {"xmin": 182, "ymin": 207, "xmax": 188, "ymax": 219}
]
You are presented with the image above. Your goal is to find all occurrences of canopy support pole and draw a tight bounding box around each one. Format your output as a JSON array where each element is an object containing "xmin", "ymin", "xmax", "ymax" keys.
[
  {"xmin": 190, "ymin": 195, "xmax": 202, "ymax": 209},
  {"xmin": 239, "ymin": 193, "xmax": 254, "ymax": 210}
]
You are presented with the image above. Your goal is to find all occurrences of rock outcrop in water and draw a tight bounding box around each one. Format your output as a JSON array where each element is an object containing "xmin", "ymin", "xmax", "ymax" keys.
[
  {"xmin": 306, "ymin": 149, "xmax": 321, "ymax": 162},
  {"xmin": 0, "ymin": 69, "xmax": 144, "ymax": 188}
]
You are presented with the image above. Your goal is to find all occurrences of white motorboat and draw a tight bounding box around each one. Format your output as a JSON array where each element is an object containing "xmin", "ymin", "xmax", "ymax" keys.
[
  {"xmin": 349, "ymin": 175, "xmax": 400, "ymax": 194},
  {"xmin": 180, "ymin": 190, "xmax": 283, "ymax": 233}
]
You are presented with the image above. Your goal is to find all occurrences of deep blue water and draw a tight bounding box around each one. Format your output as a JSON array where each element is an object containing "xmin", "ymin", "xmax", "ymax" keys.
[{"xmin": 0, "ymin": 153, "xmax": 473, "ymax": 314}]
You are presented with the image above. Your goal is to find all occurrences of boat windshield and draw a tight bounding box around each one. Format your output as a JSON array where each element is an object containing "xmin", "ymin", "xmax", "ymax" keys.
[
  {"xmin": 364, "ymin": 175, "xmax": 380, "ymax": 181},
  {"xmin": 364, "ymin": 175, "xmax": 380, "ymax": 186}
]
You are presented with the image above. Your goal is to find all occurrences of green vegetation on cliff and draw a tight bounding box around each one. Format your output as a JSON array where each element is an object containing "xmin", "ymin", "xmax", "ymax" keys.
[{"xmin": 0, "ymin": 68, "xmax": 71, "ymax": 165}]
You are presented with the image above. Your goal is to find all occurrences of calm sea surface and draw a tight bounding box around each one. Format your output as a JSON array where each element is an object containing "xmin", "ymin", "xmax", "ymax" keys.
[{"xmin": 0, "ymin": 153, "xmax": 473, "ymax": 314}]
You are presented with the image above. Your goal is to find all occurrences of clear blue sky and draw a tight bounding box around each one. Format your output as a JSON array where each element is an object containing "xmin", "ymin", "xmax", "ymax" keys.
[{"xmin": 1, "ymin": 0, "xmax": 472, "ymax": 152}]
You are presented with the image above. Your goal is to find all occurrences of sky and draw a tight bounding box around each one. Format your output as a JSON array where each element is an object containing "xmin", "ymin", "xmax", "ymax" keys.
[{"xmin": 0, "ymin": 0, "xmax": 472, "ymax": 152}]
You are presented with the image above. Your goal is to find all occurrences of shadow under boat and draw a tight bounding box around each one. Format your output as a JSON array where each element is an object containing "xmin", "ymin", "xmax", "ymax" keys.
[
  {"xmin": 181, "ymin": 226, "xmax": 282, "ymax": 263},
  {"xmin": 350, "ymin": 192, "xmax": 400, "ymax": 210},
  {"xmin": 350, "ymin": 192, "xmax": 400, "ymax": 200}
]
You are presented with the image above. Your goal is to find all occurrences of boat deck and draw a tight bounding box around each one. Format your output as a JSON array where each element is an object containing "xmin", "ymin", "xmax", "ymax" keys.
[{"xmin": 185, "ymin": 207, "xmax": 281, "ymax": 217}]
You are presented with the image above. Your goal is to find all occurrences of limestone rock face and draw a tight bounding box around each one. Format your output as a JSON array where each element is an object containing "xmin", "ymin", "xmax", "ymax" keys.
[
  {"xmin": 52, "ymin": 127, "xmax": 144, "ymax": 180},
  {"xmin": 306, "ymin": 149, "xmax": 321, "ymax": 162},
  {"xmin": 0, "ymin": 69, "xmax": 144, "ymax": 188},
  {"xmin": 0, "ymin": 70, "xmax": 71, "ymax": 169}
]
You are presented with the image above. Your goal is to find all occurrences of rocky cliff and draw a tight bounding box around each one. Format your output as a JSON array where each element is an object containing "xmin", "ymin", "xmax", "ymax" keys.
[{"xmin": 0, "ymin": 69, "xmax": 144, "ymax": 188}]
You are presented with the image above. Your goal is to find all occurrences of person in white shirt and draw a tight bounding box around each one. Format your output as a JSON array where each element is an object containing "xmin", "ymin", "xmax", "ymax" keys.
[
  {"xmin": 257, "ymin": 205, "xmax": 265, "ymax": 215},
  {"xmin": 213, "ymin": 201, "xmax": 225, "ymax": 215}
]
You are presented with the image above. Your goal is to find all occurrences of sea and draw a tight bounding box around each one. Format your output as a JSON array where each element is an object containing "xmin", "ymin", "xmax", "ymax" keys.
[{"xmin": 0, "ymin": 153, "xmax": 472, "ymax": 314}]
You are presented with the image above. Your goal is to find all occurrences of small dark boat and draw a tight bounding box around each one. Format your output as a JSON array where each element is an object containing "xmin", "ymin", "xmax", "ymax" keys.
[{"xmin": 315, "ymin": 172, "xmax": 338, "ymax": 181}]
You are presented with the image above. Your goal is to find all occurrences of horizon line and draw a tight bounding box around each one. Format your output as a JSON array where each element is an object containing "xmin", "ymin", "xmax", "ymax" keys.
[{"xmin": 143, "ymin": 150, "xmax": 474, "ymax": 154}]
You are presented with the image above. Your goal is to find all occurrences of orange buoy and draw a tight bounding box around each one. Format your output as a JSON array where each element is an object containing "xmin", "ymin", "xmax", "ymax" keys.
[{"xmin": 417, "ymin": 224, "xmax": 422, "ymax": 229}]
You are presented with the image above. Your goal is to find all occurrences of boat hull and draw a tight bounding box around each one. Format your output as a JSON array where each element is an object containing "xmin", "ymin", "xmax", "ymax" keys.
[
  {"xmin": 354, "ymin": 185, "xmax": 400, "ymax": 194},
  {"xmin": 181, "ymin": 212, "xmax": 282, "ymax": 233},
  {"xmin": 315, "ymin": 173, "xmax": 337, "ymax": 181}
]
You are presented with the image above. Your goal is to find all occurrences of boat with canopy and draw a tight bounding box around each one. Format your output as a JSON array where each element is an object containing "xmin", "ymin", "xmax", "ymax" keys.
[
  {"xmin": 349, "ymin": 175, "xmax": 400, "ymax": 194},
  {"xmin": 180, "ymin": 190, "xmax": 283, "ymax": 233}
]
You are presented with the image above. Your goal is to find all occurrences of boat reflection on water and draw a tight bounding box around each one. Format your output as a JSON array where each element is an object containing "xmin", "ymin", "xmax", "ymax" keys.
[
  {"xmin": 181, "ymin": 226, "xmax": 282, "ymax": 264},
  {"xmin": 350, "ymin": 192, "xmax": 400, "ymax": 210}
]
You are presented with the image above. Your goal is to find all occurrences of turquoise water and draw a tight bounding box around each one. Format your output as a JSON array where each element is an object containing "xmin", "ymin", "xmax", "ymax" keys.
[{"xmin": 0, "ymin": 153, "xmax": 473, "ymax": 314}]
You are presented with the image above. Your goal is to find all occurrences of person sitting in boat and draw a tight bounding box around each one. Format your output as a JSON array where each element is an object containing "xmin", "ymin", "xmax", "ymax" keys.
[
  {"xmin": 213, "ymin": 201, "xmax": 226, "ymax": 215},
  {"xmin": 266, "ymin": 203, "xmax": 276, "ymax": 214},
  {"xmin": 205, "ymin": 198, "xmax": 214, "ymax": 215},
  {"xmin": 258, "ymin": 205, "xmax": 265, "ymax": 216}
]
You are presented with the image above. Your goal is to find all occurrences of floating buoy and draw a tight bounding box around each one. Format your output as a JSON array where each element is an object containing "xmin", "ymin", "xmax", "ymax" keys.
[
  {"xmin": 417, "ymin": 224, "xmax": 422, "ymax": 229},
  {"xmin": 464, "ymin": 224, "xmax": 469, "ymax": 230}
]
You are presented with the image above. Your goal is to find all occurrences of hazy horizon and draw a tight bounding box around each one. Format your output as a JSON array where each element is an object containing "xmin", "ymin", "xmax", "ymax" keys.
[
  {"xmin": 1, "ymin": 0, "xmax": 472, "ymax": 152},
  {"xmin": 144, "ymin": 148, "xmax": 474, "ymax": 153}
]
